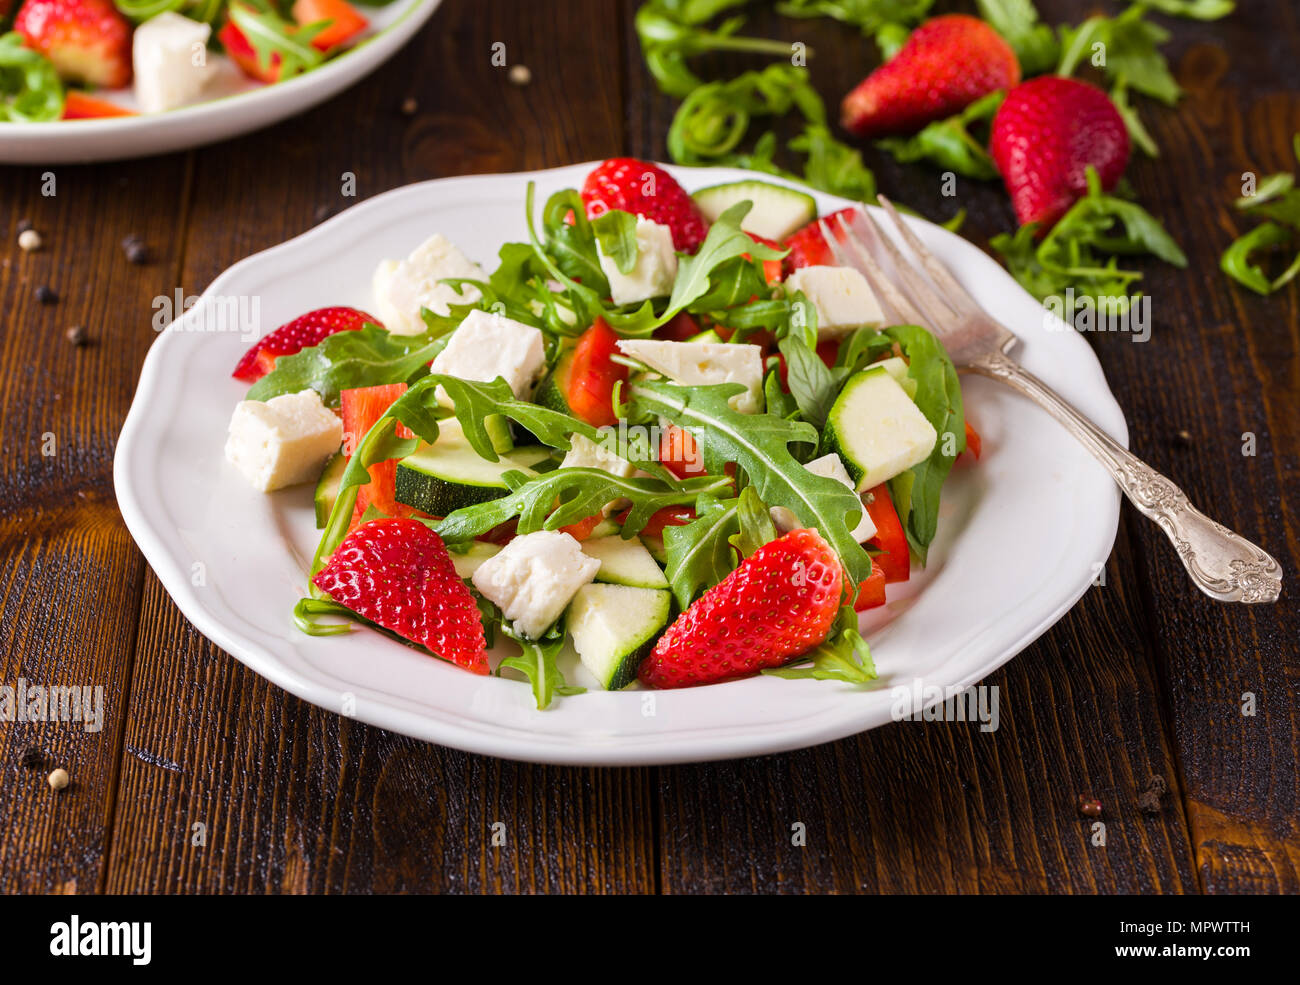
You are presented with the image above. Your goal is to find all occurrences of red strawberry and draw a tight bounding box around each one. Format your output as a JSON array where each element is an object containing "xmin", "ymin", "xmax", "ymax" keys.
[
  {"xmin": 312, "ymin": 519, "xmax": 489, "ymax": 674},
  {"xmin": 581, "ymin": 158, "xmax": 710, "ymax": 253},
  {"xmin": 990, "ymin": 76, "xmax": 1131, "ymax": 229},
  {"xmin": 14, "ymin": 0, "xmax": 132, "ymax": 89},
  {"xmin": 232, "ymin": 306, "xmax": 379, "ymax": 382},
  {"xmin": 781, "ymin": 207, "xmax": 855, "ymax": 276},
  {"xmin": 841, "ymin": 14, "xmax": 1020, "ymax": 139},
  {"xmin": 638, "ymin": 528, "xmax": 843, "ymax": 689}
]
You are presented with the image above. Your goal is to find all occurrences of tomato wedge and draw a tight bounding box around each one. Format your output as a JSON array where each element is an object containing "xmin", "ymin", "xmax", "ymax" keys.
[
  {"xmin": 852, "ymin": 563, "xmax": 887, "ymax": 611},
  {"xmin": 964, "ymin": 419, "xmax": 982, "ymax": 460},
  {"xmin": 62, "ymin": 92, "xmax": 136, "ymax": 119},
  {"xmin": 566, "ymin": 319, "xmax": 628, "ymax": 427},
  {"xmin": 292, "ymin": 0, "xmax": 368, "ymax": 51},
  {"xmin": 624, "ymin": 505, "xmax": 694, "ymax": 539},
  {"xmin": 863, "ymin": 484, "xmax": 910, "ymax": 583},
  {"xmin": 658, "ymin": 423, "xmax": 706, "ymax": 479},
  {"xmin": 559, "ymin": 512, "xmax": 604, "ymax": 541},
  {"xmin": 341, "ymin": 383, "xmax": 415, "ymax": 523}
]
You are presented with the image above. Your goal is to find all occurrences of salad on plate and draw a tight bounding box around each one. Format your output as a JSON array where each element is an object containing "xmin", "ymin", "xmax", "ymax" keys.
[
  {"xmin": 221, "ymin": 158, "xmax": 978, "ymax": 708},
  {"xmin": 1, "ymin": 0, "xmax": 381, "ymax": 121}
]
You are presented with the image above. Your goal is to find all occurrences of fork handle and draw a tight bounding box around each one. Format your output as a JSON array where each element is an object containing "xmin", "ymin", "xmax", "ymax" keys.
[{"xmin": 971, "ymin": 350, "xmax": 1282, "ymax": 604}]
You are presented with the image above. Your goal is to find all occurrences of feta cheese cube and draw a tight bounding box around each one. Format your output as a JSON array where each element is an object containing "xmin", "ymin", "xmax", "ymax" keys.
[
  {"xmin": 783, "ymin": 265, "xmax": 884, "ymax": 337},
  {"xmin": 771, "ymin": 453, "xmax": 877, "ymax": 542},
  {"xmin": 132, "ymin": 13, "xmax": 219, "ymax": 114},
  {"xmin": 225, "ymin": 389, "xmax": 342, "ymax": 492},
  {"xmin": 373, "ymin": 234, "xmax": 486, "ymax": 335},
  {"xmin": 560, "ymin": 433, "xmax": 635, "ymax": 478},
  {"xmin": 616, "ymin": 339, "xmax": 764, "ymax": 414},
  {"xmin": 597, "ymin": 217, "xmax": 678, "ymax": 306},
  {"xmin": 471, "ymin": 530, "xmax": 601, "ymax": 640},
  {"xmin": 429, "ymin": 308, "xmax": 547, "ymax": 404}
]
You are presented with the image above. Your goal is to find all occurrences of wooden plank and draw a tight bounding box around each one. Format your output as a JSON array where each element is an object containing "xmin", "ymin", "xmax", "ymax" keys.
[
  {"xmin": 1086, "ymin": 5, "xmax": 1300, "ymax": 892},
  {"xmin": 622, "ymin": 0, "xmax": 1199, "ymax": 892},
  {"xmin": 102, "ymin": 0, "xmax": 655, "ymax": 894},
  {"xmin": 0, "ymin": 156, "xmax": 191, "ymax": 893}
]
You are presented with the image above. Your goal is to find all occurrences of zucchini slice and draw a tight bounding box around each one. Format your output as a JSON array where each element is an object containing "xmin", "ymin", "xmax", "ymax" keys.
[
  {"xmin": 581, "ymin": 535, "xmax": 669, "ymax": 589},
  {"xmin": 567, "ymin": 583, "xmax": 672, "ymax": 690},
  {"xmin": 395, "ymin": 420, "xmax": 550, "ymax": 516},
  {"xmin": 313, "ymin": 452, "xmax": 347, "ymax": 529},
  {"xmin": 692, "ymin": 179, "xmax": 817, "ymax": 242},
  {"xmin": 821, "ymin": 366, "xmax": 938, "ymax": 492}
]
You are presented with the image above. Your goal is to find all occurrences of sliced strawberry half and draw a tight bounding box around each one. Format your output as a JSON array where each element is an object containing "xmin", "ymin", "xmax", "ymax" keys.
[
  {"xmin": 638, "ymin": 527, "xmax": 843, "ymax": 688},
  {"xmin": 232, "ymin": 306, "xmax": 379, "ymax": 382},
  {"xmin": 312, "ymin": 518, "xmax": 489, "ymax": 674}
]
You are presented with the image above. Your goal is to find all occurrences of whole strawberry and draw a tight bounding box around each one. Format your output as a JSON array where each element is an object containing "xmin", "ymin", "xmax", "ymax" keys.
[
  {"xmin": 841, "ymin": 14, "xmax": 1020, "ymax": 139},
  {"xmin": 991, "ymin": 76, "xmax": 1131, "ymax": 229},
  {"xmin": 15, "ymin": 0, "xmax": 132, "ymax": 89},
  {"xmin": 581, "ymin": 157, "xmax": 710, "ymax": 253},
  {"xmin": 638, "ymin": 528, "xmax": 843, "ymax": 689},
  {"xmin": 232, "ymin": 306, "xmax": 380, "ymax": 382},
  {"xmin": 312, "ymin": 519, "xmax": 489, "ymax": 675}
]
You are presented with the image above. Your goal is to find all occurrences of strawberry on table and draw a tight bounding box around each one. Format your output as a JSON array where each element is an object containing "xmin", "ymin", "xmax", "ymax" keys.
[
  {"xmin": 840, "ymin": 14, "xmax": 1020, "ymax": 139},
  {"xmin": 232, "ymin": 306, "xmax": 379, "ymax": 382},
  {"xmin": 638, "ymin": 528, "xmax": 844, "ymax": 689},
  {"xmin": 14, "ymin": 0, "xmax": 132, "ymax": 89},
  {"xmin": 991, "ymin": 76, "xmax": 1131, "ymax": 229},
  {"xmin": 581, "ymin": 157, "xmax": 710, "ymax": 253},
  {"xmin": 312, "ymin": 519, "xmax": 489, "ymax": 675}
]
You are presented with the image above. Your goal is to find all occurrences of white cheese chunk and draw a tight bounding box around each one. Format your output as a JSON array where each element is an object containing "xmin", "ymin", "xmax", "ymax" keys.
[
  {"xmin": 560, "ymin": 433, "xmax": 636, "ymax": 478},
  {"xmin": 429, "ymin": 308, "xmax": 547, "ymax": 404},
  {"xmin": 616, "ymin": 339, "xmax": 764, "ymax": 414},
  {"xmin": 597, "ymin": 217, "xmax": 678, "ymax": 306},
  {"xmin": 132, "ymin": 13, "xmax": 219, "ymax": 114},
  {"xmin": 224, "ymin": 389, "xmax": 342, "ymax": 492},
  {"xmin": 373, "ymin": 234, "xmax": 486, "ymax": 335},
  {"xmin": 471, "ymin": 530, "xmax": 601, "ymax": 640},
  {"xmin": 783, "ymin": 265, "xmax": 884, "ymax": 337}
]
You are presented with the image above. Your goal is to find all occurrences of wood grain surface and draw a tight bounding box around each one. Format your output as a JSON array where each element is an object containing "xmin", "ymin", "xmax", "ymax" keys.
[{"xmin": 0, "ymin": 0, "xmax": 1295, "ymax": 894}]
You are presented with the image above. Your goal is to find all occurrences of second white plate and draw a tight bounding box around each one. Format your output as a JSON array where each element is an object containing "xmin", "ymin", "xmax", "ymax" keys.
[{"xmin": 113, "ymin": 162, "xmax": 1127, "ymax": 765}]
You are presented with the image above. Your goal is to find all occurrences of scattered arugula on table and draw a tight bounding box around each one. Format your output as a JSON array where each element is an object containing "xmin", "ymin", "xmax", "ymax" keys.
[
  {"xmin": 992, "ymin": 166, "xmax": 1187, "ymax": 316},
  {"xmin": 1219, "ymin": 135, "xmax": 1300, "ymax": 295},
  {"xmin": 877, "ymin": 89, "xmax": 1005, "ymax": 179}
]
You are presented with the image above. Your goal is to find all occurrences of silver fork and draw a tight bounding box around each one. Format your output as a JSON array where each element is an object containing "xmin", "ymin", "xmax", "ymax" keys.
[{"xmin": 820, "ymin": 199, "xmax": 1282, "ymax": 605}]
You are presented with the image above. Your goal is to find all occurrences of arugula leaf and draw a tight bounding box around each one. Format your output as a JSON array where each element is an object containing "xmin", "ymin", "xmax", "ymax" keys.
[
  {"xmin": 763, "ymin": 365, "xmax": 800, "ymax": 420},
  {"xmin": 498, "ymin": 622, "xmax": 584, "ymax": 710},
  {"xmin": 729, "ymin": 486, "xmax": 777, "ymax": 557},
  {"xmin": 778, "ymin": 328, "xmax": 841, "ymax": 429},
  {"xmin": 762, "ymin": 606, "xmax": 877, "ymax": 682},
  {"xmin": 1144, "ymin": 0, "xmax": 1234, "ymax": 19},
  {"xmin": 629, "ymin": 380, "xmax": 873, "ymax": 585},
  {"xmin": 435, "ymin": 469, "xmax": 731, "ymax": 545},
  {"xmin": 667, "ymin": 201, "xmax": 785, "ymax": 315},
  {"xmin": 974, "ymin": 0, "xmax": 1060, "ymax": 76},
  {"xmin": 635, "ymin": 0, "xmax": 794, "ymax": 98},
  {"xmin": 591, "ymin": 209, "xmax": 641, "ymax": 276},
  {"xmin": 877, "ymin": 90, "xmax": 1005, "ymax": 180},
  {"xmin": 775, "ymin": 0, "xmax": 933, "ymax": 35},
  {"xmin": 1111, "ymin": 79, "xmax": 1159, "ymax": 157},
  {"xmin": 228, "ymin": 1, "xmax": 327, "ymax": 80},
  {"xmin": 0, "ymin": 32, "xmax": 64, "ymax": 122},
  {"xmin": 1220, "ymin": 222, "xmax": 1295, "ymax": 295},
  {"xmin": 663, "ymin": 494, "xmax": 741, "ymax": 606},
  {"xmin": 1235, "ymin": 173, "xmax": 1295, "ymax": 210},
  {"xmin": 539, "ymin": 187, "xmax": 612, "ymax": 298},
  {"xmin": 1058, "ymin": 6, "xmax": 1180, "ymax": 106},
  {"xmin": 883, "ymin": 325, "xmax": 963, "ymax": 562},
  {"xmin": 246, "ymin": 323, "xmax": 450, "ymax": 406},
  {"xmin": 991, "ymin": 166, "xmax": 1186, "ymax": 315}
]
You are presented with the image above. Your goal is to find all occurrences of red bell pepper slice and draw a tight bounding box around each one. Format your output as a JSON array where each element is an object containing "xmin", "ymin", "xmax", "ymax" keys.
[{"xmin": 863, "ymin": 484, "xmax": 910, "ymax": 583}]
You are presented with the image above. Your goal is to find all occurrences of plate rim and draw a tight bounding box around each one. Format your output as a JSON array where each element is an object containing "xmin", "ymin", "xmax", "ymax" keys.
[{"xmin": 113, "ymin": 161, "xmax": 1128, "ymax": 765}]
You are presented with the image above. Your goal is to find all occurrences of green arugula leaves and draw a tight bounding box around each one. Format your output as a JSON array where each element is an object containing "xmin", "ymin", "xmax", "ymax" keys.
[
  {"xmin": 763, "ymin": 606, "xmax": 877, "ymax": 682},
  {"xmin": 877, "ymin": 90, "xmax": 1005, "ymax": 180},
  {"xmin": 1221, "ymin": 136, "xmax": 1300, "ymax": 295},
  {"xmin": 498, "ymin": 621, "xmax": 584, "ymax": 710},
  {"xmin": 992, "ymin": 167, "xmax": 1187, "ymax": 317},
  {"xmin": 0, "ymin": 32, "xmax": 64, "ymax": 123},
  {"xmin": 629, "ymin": 379, "xmax": 874, "ymax": 585},
  {"xmin": 246, "ymin": 323, "xmax": 449, "ymax": 406}
]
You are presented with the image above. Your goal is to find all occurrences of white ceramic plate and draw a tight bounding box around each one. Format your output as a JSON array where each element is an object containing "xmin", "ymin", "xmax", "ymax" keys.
[
  {"xmin": 114, "ymin": 163, "xmax": 1127, "ymax": 765},
  {"xmin": 0, "ymin": 0, "xmax": 440, "ymax": 165}
]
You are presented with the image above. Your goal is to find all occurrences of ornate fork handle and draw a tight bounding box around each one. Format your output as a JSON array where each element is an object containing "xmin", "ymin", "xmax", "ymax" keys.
[{"xmin": 972, "ymin": 350, "xmax": 1282, "ymax": 604}]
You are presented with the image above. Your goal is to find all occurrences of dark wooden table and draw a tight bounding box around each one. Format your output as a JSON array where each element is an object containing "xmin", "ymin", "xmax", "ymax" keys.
[{"xmin": 1, "ymin": 0, "xmax": 1296, "ymax": 895}]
